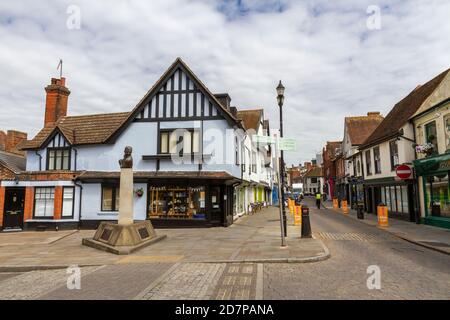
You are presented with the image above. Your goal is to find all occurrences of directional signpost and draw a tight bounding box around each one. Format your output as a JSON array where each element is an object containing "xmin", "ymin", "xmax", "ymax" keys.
[
  {"xmin": 254, "ymin": 134, "xmax": 297, "ymax": 247},
  {"xmin": 279, "ymin": 138, "xmax": 297, "ymax": 151},
  {"xmin": 254, "ymin": 136, "xmax": 296, "ymax": 151}
]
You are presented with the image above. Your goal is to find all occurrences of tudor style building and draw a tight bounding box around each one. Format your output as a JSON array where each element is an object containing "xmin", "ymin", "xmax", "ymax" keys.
[{"xmin": 0, "ymin": 58, "xmax": 276, "ymax": 230}]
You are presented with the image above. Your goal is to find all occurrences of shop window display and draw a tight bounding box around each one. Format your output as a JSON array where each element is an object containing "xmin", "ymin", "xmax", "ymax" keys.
[
  {"xmin": 400, "ymin": 185, "xmax": 409, "ymax": 214},
  {"xmin": 148, "ymin": 186, "xmax": 206, "ymax": 219},
  {"xmin": 425, "ymin": 173, "xmax": 450, "ymax": 218}
]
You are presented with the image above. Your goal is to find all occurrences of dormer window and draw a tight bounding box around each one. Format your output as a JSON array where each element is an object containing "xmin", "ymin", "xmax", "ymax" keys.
[{"xmin": 47, "ymin": 147, "xmax": 71, "ymax": 170}]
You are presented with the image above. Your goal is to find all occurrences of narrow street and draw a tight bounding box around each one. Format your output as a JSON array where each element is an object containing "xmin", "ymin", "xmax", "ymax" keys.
[
  {"xmin": 0, "ymin": 200, "xmax": 448, "ymax": 300},
  {"xmin": 264, "ymin": 198, "xmax": 450, "ymax": 299}
]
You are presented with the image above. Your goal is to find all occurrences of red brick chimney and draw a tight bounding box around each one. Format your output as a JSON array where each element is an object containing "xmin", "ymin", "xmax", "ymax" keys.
[
  {"xmin": 5, "ymin": 130, "xmax": 27, "ymax": 156},
  {"xmin": 0, "ymin": 131, "xmax": 5, "ymax": 151},
  {"xmin": 44, "ymin": 77, "xmax": 70, "ymax": 127},
  {"xmin": 304, "ymin": 162, "xmax": 312, "ymax": 171}
]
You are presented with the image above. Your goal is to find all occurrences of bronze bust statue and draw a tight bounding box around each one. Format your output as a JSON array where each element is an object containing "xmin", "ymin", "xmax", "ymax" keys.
[{"xmin": 119, "ymin": 146, "xmax": 133, "ymax": 168}]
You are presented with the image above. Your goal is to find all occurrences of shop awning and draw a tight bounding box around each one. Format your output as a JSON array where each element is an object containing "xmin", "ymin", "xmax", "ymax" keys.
[{"xmin": 413, "ymin": 153, "xmax": 450, "ymax": 176}]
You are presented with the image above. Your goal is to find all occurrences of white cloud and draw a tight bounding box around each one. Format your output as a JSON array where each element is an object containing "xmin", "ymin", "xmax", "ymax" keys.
[{"xmin": 0, "ymin": 0, "xmax": 449, "ymax": 165}]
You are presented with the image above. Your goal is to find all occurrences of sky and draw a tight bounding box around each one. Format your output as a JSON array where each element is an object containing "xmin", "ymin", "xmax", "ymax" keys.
[{"xmin": 0, "ymin": 0, "xmax": 449, "ymax": 165}]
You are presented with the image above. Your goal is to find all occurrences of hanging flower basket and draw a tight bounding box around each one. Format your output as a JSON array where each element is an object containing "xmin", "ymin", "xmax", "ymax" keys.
[
  {"xmin": 135, "ymin": 188, "xmax": 144, "ymax": 197},
  {"xmin": 415, "ymin": 143, "xmax": 435, "ymax": 156}
]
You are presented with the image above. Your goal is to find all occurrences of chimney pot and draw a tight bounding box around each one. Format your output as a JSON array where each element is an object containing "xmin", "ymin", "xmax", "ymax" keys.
[{"xmin": 367, "ymin": 111, "xmax": 381, "ymax": 117}]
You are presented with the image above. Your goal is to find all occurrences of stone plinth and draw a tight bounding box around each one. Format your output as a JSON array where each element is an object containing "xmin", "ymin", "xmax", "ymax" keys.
[
  {"xmin": 118, "ymin": 168, "xmax": 134, "ymax": 225},
  {"xmin": 82, "ymin": 220, "xmax": 166, "ymax": 255}
]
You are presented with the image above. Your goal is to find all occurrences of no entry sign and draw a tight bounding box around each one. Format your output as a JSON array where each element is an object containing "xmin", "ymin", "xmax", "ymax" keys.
[{"xmin": 396, "ymin": 165, "xmax": 412, "ymax": 180}]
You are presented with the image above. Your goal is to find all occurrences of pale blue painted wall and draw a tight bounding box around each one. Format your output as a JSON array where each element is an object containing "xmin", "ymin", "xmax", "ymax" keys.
[
  {"xmin": 81, "ymin": 183, "xmax": 147, "ymax": 221},
  {"xmin": 27, "ymin": 119, "xmax": 241, "ymax": 178}
]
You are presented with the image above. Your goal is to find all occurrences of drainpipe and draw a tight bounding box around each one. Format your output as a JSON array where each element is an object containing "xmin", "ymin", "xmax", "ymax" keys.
[
  {"xmin": 73, "ymin": 147, "xmax": 78, "ymax": 171},
  {"xmin": 412, "ymin": 124, "xmax": 421, "ymax": 224},
  {"xmin": 35, "ymin": 150, "xmax": 42, "ymax": 171},
  {"xmin": 73, "ymin": 178, "xmax": 83, "ymax": 229}
]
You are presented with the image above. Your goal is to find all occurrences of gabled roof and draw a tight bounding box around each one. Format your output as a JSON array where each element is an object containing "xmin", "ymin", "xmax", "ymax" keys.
[
  {"xmin": 345, "ymin": 113, "xmax": 384, "ymax": 146},
  {"xmin": 20, "ymin": 112, "xmax": 130, "ymax": 150},
  {"xmin": 106, "ymin": 57, "xmax": 242, "ymax": 142},
  {"xmin": 360, "ymin": 68, "xmax": 450, "ymax": 149},
  {"xmin": 21, "ymin": 57, "xmax": 243, "ymax": 151},
  {"xmin": 304, "ymin": 167, "xmax": 323, "ymax": 177},
  {"xmin": 236, "ymin": 109, "xmax": 263, "ymax": 131},
  {"xmin": 0, "ymin": 151, "xmax": 26, "ymax": 174}
]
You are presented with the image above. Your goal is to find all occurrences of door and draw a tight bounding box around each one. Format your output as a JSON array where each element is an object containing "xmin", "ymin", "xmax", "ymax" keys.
[
  {"xmin": 3, "ymin": 188, "xmax": 25, "ymax": 230},
  {"xmin": 210, "ymin": 186, "xmax": 222, "ymax": 224},
  {"xmin": 374, "ymin": 187, "xmax": 381, "ymax": 209},
  {"xmin": 366, "ymin": 187, "xmax": 373, "ymax": 213}
]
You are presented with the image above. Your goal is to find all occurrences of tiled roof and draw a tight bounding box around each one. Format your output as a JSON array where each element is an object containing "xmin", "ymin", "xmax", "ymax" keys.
[
  {"xmin": 20, "ymin": 112, "xmax": 130, "ymax": 150},
  {"xmin": 236, "ymin": 109, "xmax": 263, "ymax": 131},
  {"xmin": 0, "ymin": 151, "xmax": 26, "ymax": 173},
  {"xmin": 360, "ymin": 68, "xmax": 450, "ymax": 148},
  {"xmin": 21, "ymin": 58, "xmax": 244, "ymax": 150},
  {"xmin": 345, "ymin": 113, "xmax": 384, "ymax": 146},
  {"xmin": 304, "ymin": 167, "xmax": 323, "ymax": 177}
]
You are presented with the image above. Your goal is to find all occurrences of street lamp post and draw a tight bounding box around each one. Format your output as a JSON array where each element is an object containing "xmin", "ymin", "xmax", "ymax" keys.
[{"xmin": 276, "ymin": 80, "xmax": 287, "ymax": 237}]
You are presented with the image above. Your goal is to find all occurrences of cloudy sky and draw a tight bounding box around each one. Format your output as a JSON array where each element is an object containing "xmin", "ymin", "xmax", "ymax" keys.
[{"xmin": 0, "ymin": 0, "xmax": 449, "ymax": 165}]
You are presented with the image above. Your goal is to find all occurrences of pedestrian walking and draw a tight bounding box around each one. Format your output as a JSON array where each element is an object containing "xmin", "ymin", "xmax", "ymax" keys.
[{"xmin": 315, "ymin": 192, "xmax": 321, "ymax": 209}]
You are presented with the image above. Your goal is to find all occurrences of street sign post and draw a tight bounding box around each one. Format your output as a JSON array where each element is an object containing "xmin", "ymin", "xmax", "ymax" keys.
[
  {"xmin": 274, "ymin": 135, "xmax": 286, "ymax": 247},
  {"xmin": 396, "ymin": 165, "xmax": 412, "ymax": 180},
  {"xmin": 253, "ymin": 134, "xmax": 296, "ymax": 247}
]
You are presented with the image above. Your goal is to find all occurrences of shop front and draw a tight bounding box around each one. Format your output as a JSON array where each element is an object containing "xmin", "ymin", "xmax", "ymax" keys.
[
  {"xmin": 77, "ymin": 171, "xmax": 239, "ymax": 228},
  {"xmin": 363, "ymin": 178, "xmax": 415, "ymax": 221},
  {"xmin": 147, "ymin": 179, "xmax": 236, "ymax": 228},
  {"xmin": 414, "ymin": 153, "xmax": 450, "ymax": 229}
]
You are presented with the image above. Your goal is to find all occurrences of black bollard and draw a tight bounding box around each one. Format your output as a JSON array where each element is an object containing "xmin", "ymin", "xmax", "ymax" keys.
[
  {"xmin": 301, "ymin": 205, "xmax": 312, "ymax": 238},
  {"xmin": 357, "ymin": 203, "xmax": 364, "ymax": 219}
]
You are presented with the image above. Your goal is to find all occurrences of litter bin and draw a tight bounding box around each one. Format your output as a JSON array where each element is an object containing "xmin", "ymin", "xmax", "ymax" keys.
[
  {"xmin": 301, "ymin": 205, "xmax": 312, "ymax": 238},
  {"xmin": 357, "ymin": 203, "xmax": 364, "ymax": 219}
]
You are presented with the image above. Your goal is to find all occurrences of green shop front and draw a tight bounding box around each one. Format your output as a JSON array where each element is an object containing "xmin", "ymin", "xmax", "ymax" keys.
[{"xmin": 414, "ymin": 153, "xmax": 450, "ymax": 229}]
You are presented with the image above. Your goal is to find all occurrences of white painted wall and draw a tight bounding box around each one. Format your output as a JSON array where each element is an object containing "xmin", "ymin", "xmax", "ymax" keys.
[{"xmin": 361, "ymin": 123, "xmax": 415, "ymax": 180}]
